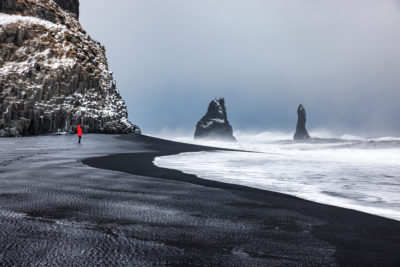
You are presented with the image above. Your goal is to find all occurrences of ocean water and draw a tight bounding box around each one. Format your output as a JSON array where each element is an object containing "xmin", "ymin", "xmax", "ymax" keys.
[{"xmin": 153, "ymin": 131, "xmax": 400, "ymax": 221}]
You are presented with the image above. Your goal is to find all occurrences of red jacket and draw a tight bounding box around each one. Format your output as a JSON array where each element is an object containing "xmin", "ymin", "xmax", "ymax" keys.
[{"xmin": 77, "ymin": 126, "xmax": 82, "ymax": 137}]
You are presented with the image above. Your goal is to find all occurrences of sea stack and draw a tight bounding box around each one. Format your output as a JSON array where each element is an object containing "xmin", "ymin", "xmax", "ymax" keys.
[
  {"xmin": 194, "ymin": 98, "xmax": 236, "ymax": 141},
  {"xmin": 0, "ymin": 0, "xmax": 138, "ymax": 136},
  {"xmin": 293, "ymin": 104, "xmax": 310, "ymax": 140}
]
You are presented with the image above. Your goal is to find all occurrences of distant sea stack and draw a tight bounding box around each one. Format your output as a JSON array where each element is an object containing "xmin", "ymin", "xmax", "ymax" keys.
[
  {"xmin": 0, "ymin": 0, "xmax": 138, "ymax": 136},
  {"xmin": 194, "ymin": 98, "xmax": 236, "ymax": 141},
  {"xmin": 293, "ymin": 104, "xmax": 310, "ymax": 140}
]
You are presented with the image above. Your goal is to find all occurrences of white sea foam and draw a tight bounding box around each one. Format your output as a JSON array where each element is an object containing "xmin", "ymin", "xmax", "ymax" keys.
[{"xmin": 154, "ymin": 131, "xmax": 400, "ymax": 221}]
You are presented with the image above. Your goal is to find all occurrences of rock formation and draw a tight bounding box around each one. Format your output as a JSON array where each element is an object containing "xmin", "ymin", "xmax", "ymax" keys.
[
  {"xmin": 194, "ymin": 98, "xmax": 236, "ymax": 141},
  {"xmin": 53, "ymin": 0, "xmax": 79, "ymax": 18},
  {"xmin": 293, "ymin": 104, "xmax": 310, "ymax": 140},
  {"xmin": 0, "ymin": 0, "xmax": 138, "ymax": 136}
]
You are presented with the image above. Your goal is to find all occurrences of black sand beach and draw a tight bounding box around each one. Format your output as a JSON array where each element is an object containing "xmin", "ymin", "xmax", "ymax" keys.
[
  {"xmin": 83, "ymin": 134, "xmax": 400, "ymax": 266},
  {"xmin": 0, "ymin": 134, "xmax": 399, "ymax": 266}
]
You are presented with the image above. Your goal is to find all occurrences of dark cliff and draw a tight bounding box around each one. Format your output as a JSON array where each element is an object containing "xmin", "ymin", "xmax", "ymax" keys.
[
  {"xmin": 0, "ymin": 0, "xmax": 78, "ymax": 24},
  {"xmin": 54, "ymin": 0, "xmax": 79, "ymax": 18},
  {"xmin": 0, "ymin": 0, "xmax": 137, "ymax": 136},
  {"xmin": 194, "ymin": 98, "xmax": 236, "ymax": 141},
  {"xmin": 293, "ymin": 104, "xmax": 310, "ymax": 141}
]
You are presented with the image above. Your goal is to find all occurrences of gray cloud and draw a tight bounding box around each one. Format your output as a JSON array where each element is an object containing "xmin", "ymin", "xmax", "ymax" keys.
[{"xmin": 80, "ymin": 0, "xmax": 400, "ymax": 136}]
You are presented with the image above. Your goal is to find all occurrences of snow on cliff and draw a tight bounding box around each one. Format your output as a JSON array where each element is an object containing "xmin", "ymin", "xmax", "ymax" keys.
[{"xmin": 0, "ymin": 0, "xmax": 137, "ymax": 136}]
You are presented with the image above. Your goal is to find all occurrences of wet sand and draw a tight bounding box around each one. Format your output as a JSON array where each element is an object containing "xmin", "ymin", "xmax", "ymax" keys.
[
  {"xmin": 83, "ymin": 134, "xmax": 400, "ymax": 266},
  {"xmin": 0, "ymin": 134, "xmax": 399, "ymax": 266}
]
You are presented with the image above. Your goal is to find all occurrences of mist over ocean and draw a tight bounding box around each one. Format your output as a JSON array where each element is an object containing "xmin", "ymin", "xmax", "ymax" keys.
[{"xmin": 154, "ymin": 130, "xmax": 400, "ymax": 221}]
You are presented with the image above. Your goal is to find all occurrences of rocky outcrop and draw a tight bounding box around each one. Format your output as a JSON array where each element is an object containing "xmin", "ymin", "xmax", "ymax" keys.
[
  {"xmin": 293, "ymin": 104, "xmax": 310, "ymax": 140},
  {"xmin": 54, "ymin": 0, "xmax": 79, "ymax": 18},
  {"xmin": 194, "ymin": 98, "xmax": 235, "ymax": 141},
  {"xmin": 0, "ymin": 0, "xmax": 79, "ymax": 25},
  {"xmin": 0, "ymin": 0, "xmax": 137, "ymax": 136}
]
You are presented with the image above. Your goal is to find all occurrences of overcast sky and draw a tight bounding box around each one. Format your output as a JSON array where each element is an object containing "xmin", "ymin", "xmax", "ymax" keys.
[{"xmin": 80, "ymin": 0, "xmax": 400, "ymax": 136}]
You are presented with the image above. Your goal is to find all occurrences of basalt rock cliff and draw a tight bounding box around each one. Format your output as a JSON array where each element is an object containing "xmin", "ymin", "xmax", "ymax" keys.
[
  {"xmin": 194, "ymin": 98, "xmax": 235, "ymax": 141},
  {"xmin": 293, "ymin": 104, "xmax": 310, "ymax": 141},
  {"xmin": 53, "ymin": 0, "xmax": 79, "ymax": 18},
  {"xmin": 0, "ymin": 0, "xmax": 137, "ymax": 136}
]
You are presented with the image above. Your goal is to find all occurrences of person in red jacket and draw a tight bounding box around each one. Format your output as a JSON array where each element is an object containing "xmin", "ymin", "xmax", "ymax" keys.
[{"xmin": 77, "ymin": 124, "xmax": 82, "ymax": 143}]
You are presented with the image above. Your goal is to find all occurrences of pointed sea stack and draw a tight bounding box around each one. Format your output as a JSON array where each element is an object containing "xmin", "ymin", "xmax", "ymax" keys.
[
  {"xmin": 194, "ymin": 98, "xmax": 236, "ymax": 141},
  {"xmin": 293, "ymin": 104, "xmax": 310, "ymax": 140}
]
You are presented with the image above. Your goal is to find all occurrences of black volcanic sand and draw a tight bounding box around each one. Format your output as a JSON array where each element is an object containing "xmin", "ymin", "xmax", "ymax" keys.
[{"xmin": 82, "ymin": 134, "xmax": 400, "ymax": 266}]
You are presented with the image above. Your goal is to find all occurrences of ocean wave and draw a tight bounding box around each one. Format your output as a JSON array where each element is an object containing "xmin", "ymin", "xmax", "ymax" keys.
[
  {"xmin": 153, "ymin": 129, "xmax": 400, "ymax": 221},
  {"xmin": 154, "ymin": 148, "xmax": 400, "ymax": 221},
  {"xmin": 150, "ymin": 130, "xmax": 400, "ymax": 152}
]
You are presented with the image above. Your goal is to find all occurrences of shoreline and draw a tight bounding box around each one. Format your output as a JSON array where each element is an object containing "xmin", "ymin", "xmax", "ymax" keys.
[{"xmin": 83, "ymin": 134, "xmax": 400, "ymax": 266}]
